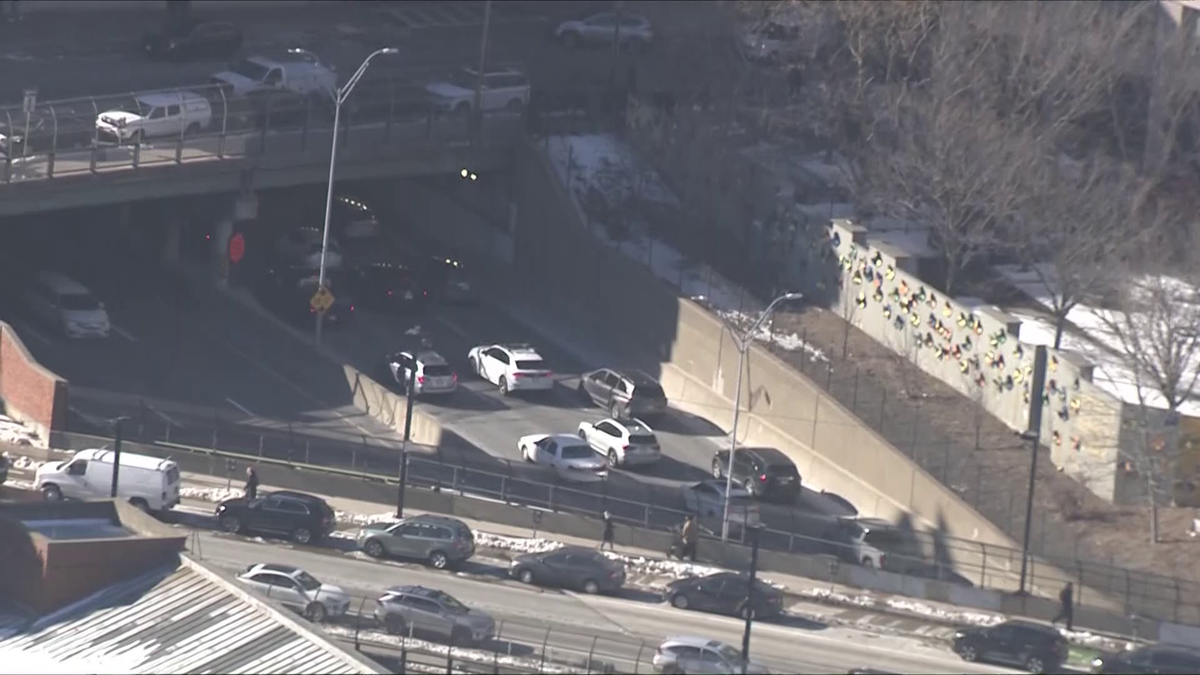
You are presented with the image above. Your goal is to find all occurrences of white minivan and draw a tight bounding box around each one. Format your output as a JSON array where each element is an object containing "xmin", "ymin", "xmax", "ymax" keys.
[
  {"xmin": 36, "ymin": 448, "xmax": 182, "ymax": 512},
  {"xmin": 25, "ymin": 272, "xmax": 111, "ymax": 339}
]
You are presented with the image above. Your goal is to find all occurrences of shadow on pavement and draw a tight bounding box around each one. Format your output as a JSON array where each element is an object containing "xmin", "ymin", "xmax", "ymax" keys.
[
  {"xmin": 773, "ymin": 614, "xmax": 830, "ymax": 631},
  {"xmin": 634, "ymin": 455, "xmax": 710, "ymax": 483},
  {"xmin": 611, "ymin": 587, "xmax": 665, "ymax": 604},
  {"xmin": 421, "ymin": 387, "xmax": 511, "ymax": 412},
  {"xmin": 655, "ymin": 408, "xmax": 726, "ymax": 437}
]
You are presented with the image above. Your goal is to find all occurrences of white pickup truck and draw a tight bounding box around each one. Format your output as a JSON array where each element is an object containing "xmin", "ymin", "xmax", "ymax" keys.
[{"xmin": 212, "ymin": 55, "xmax": 336, "ymax": 98}]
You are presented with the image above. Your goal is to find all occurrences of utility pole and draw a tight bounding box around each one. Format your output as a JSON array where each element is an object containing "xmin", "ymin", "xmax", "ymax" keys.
[
  {"xmin": 1018, "ymin": 346, "xmax": 1049, "ymax": 594},
  {"xmin": 396, "ymin": 361, "xmax": 417, "ymax": 519},
  {"xmin": 741, "ymin": 525, "xmax": 762, "ymax": 675},
  {"xmin": 472, "ymin": 0, "xmax": 493, "ymax": 144},
  {"xmin": 110, "ymin": 417, "xmax": 128, "ymax": 499}
]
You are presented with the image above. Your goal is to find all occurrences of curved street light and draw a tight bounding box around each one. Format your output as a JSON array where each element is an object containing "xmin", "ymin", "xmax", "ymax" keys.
[
  {"xmin": 721, "ymin": 291, "xmax": 804, "ymax": 540},
  {"xmin": 289, "ymin": 47, "xmax": 398, "ymax": 343}
]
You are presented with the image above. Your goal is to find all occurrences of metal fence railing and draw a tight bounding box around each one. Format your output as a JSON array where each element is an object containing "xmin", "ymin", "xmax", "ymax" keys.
[{"xmin": 64, "ymin": 388, "xmax": 1200, "ymax": 627}]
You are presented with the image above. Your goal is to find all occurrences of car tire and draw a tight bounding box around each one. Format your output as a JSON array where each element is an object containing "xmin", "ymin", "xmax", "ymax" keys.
[
  {"xmin": 129, "ymin": 498, "xmax": 150, "ymax": 512},
  {"xmin": 519, "ymin": 568, "xmax": 535, "ymax": 584},
  {"xmin": 469, "ymin": 357, "xmax": 480, "ymax": 377},
  {"xmin": 1024, "ymin": 655, "xmax": 1047, "ymax": 674},
  {"xmin": 41, "ymin": 484, "xmax": 64, "ymax": 502},
  {"xmin": 428, "ymin": 550, "xmax": 449, "ymax": 570},
  {"xmin": 608, "ymin": 449, "xmax": 620, "ymax": 468},
  {"xmin": 364, "ymin": 539, "xmax": 385, "ymax": 558},
  {"xmin": 563, "ymin": 31, "xmax": 580, "ymax": 48},
  {"xmin": 671, "ymin": 594, "xmax": 689, "ymax": 610},
  {"xmin": 451, "ymin": 626, "xmax": 473, "ymax": 647},
  {"xmin": 582, "ymin": 579, "xmax": 600, "ymax": 594},
  {"xmin": 958, "ymin": 645, "xmax": 978, "ymax": 662},
  {"xmin": 499, "ymin": 377, "xmax": 509, "ymax": 395},
  {"xmin": 711, "ymin": 458, "xmax": 724, "ymax": 479},
  {"xmin": 384, "ymin": 615, "xmax": 408, "ymax": 636},
  {"xmin": 304, "ymin": 601, "xmax": 327, "ymax": 623},
  {"xmin": 220, "ymin": 514, "xmax": 243, "ymax": 534},
  {"xmin": 292, "ymin": 526, "xmax": 313, "ymax": 545},
  {"xmin": 861, "ymin": 556, "xmax": 875, "ymax": 568}
]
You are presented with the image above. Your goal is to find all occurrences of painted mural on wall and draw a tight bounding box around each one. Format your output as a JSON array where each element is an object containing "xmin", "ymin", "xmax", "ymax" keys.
[{"xmin": 826, "ymin": 220, "xmax": 1125, "ymax": 501}]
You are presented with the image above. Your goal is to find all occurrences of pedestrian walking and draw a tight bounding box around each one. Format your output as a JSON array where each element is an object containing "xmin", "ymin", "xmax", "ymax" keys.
[
  {"xmin": 1051, "ymin": 582, "xmax": 1074, "ymax": 631},
  {"xmin": 787, "ymin": 64, "xmax": 805, "ymax": 97},
  {"xmin": 243, "ymin": 466, "xmax": 259, "ymax": 501},
  {"xmin": 681, "ymin": 515, "xmax": 698, "ymax": 562},
  {"xmin": 600, "ymin": 511, "xmax": 615, "ymax": 551}
]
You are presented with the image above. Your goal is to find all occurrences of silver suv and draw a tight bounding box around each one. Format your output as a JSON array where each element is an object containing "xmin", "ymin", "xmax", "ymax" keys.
[
  {"xmin": 355, "ymin": 514, "xmax": 474, "ymax": 568},
  {"xmin": 374, "ymin": 585, "xmax": 496, "ymax": 646},
  {"xmin": 652, "ymin": 636, "xmax": 769, "ymax": 674},
  {"xmin": 384, "ymin": 350, "xmax": 458, "ymax": 395}
]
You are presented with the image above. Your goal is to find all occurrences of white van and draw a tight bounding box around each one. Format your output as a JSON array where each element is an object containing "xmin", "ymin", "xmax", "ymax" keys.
[
  {"xmin": 35, "ymin": 448, "xmax": 182, "ymax": 512},
  {"xmin": 212, "ymin": 55, "xmax": 337, "ymax": 98},
  {"xmin": 95, "ymin": 91, "xmax": 213, "ymax": 144},
  {"xmin": 25, "ymin": 272, "xmax": 111, "ymax": 339}
]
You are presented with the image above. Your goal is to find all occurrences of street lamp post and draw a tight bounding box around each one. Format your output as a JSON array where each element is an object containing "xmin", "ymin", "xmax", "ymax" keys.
[
  {"xmin": 290, "ymin": 46, "xmax": 398, "ymax": 344},
  {"xmin": 110, "ymin": 416, "xmax": 130, "ymax": 499},
  {"xmin": 722, "ymin": 292, "xmax": 803, "ymax": 540},
  {"xmin": 741, "ymin": 524, "xmax": 762, "ymax": 675},
  {"xmin": 1018, "ymin": 345, "xmax": 1049, "ymax": 594}
]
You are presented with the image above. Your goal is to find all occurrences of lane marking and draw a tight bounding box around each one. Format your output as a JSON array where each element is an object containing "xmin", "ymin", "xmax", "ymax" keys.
[
  {"xmin": 225, "ymin": 397, "xmax": 255, "ymax": 417},
  {"xmin": 111, "ymin": 324, "xmax": 138, "ymax": 342}
]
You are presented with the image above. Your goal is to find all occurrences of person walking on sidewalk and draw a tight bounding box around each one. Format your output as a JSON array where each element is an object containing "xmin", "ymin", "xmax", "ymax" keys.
[
  {"xmin": 681, "ymin": 515, "xmax": 698, "ymax": 562},
  {"xmin": 1051, "ymin": 582, "xmax": 1074, "ymax": 631},
  {"xmin": 600, "ymin": 511, "xmax": 615, "ymax": 551},
  {"xmin": 243, "ymin": 466, "xmax": 259, "ymax": 501}
]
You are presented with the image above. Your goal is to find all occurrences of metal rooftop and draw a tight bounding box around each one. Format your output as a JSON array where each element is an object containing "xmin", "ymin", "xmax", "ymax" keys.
[
  {"xmin": 0, "ymin": 557, "xmax": 382, "ymax": 674},
  {"xmin": 21, "ymin": 517, "xmax": 133, "ymax": 541}
]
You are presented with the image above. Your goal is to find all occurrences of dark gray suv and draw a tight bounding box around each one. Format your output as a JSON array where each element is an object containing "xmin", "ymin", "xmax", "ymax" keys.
[
  {"xmin": 355, "ymin": 514, "xmax": 474, "ymax": 569},
  {"xmin": 374, "ymin": 585, "xmax": 496, "ymax": 646},
  {"xmin": 578, "ymin": 367, "xmax": 668, "ymax": 420}
]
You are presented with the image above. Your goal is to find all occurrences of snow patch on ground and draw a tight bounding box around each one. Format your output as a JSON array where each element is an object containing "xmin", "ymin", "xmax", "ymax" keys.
[
  {"xmin": 322, "ymin": 625, "xmax": 575, "ymax": 674},
  {"xmin": 800, "ymin": 587, "xmax": 878, "ymax": 608},
  {"xmin": 473, "ymin": 531, "xmax": 563, "ymax": 555},
  {"xmin": 0, "ymin": 415, "xmax": 38, "ymax": 446},
  {"xmin": 178, "ymin": 486, "xmax": 244, "ymax": 503},
  {"xmin": 9, "ymin": 455, "xmax": 45, "ymax": 471},
  {"xmin": 5, "ymin": 478, "xmax": 35, "ymax": 491},
  {"xmin": 719, "ymin": 310, "xmax": 829, "ymax": 362},
  {"xmin": 887, "ymin": 598, "xmax": 1001, "ymax": 627},
  {"xmin": 335, "ymin": 510, "xmax": 396, "ymax": 527}
]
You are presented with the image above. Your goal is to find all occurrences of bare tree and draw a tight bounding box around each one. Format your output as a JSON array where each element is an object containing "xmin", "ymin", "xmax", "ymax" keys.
[{"xmin": 1094, "ymin": 251, "xmax": 1200, "ymax": 543}]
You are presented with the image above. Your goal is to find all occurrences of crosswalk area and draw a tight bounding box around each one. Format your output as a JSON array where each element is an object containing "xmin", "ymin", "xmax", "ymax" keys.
[{"xmin": 375, "ymin": 1, "xmax": 546, "ymax": 31}]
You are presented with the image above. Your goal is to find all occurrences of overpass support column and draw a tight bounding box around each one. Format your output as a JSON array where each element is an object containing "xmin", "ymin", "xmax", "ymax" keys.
[{"xmin": 212, "ymin": 216, "xmax": 233, "ymax": 290}]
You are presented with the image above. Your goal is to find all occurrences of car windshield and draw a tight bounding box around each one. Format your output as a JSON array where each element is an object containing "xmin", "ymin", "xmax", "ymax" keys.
[
  {"xmin": 515, "ymin": 359, "xmax": 544, "ymax": 370},
  {"xmin": 59, "ymin": 293, "xmax": 101, "ymax": 311},
  {"xmin": 714, "ymin": 644, "xmax": 741, "ymax": 662},
  {"xmin": 561, "ymin": 445, "xmax": 594, "ymax": 460},
  {"xmin": 293, "ymin": 571, "xmax": 322, "ymax": 592}
]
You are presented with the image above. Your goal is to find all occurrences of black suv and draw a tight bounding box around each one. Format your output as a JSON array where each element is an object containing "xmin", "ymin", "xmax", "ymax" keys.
[
  {"xmin": 1091, "ymin": 645, "xmax": 1200, "ymax": 674},
  {"xmin": 577, "ymin": 367, "xmax": 669, "ymax": 420},
  {"xmin": 215, "ymin": 490, "xmax": 336, "ymax": 545},
  {"xmin": 952, "ymin": 620, "xmax": 1068, "ymax": 673},
  {"xmin": 710, "ymin": 447, "xmax": 801, "ymax": 503}
]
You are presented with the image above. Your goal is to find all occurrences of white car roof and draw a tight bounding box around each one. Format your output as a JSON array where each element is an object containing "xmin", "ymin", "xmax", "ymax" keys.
[
  {"xmin": 74, "ymin": 449, "xmax": 175, "ymax": 471},
  {"xmin": 411, "ymin": 350, "xmax": 447, "ymax": 365},
  {"xmin": 608, "ymin": 418, "xmax": 653, "ymax": 434},
  {"xmin": 245, "ymin": 562, "xmax": 304, "ymax": 577},
  {"xmin": 497, "ymin": 343, "xmax": 542, "ymax": 358},
  {"xmin": 661, "ymin": 636, "xmax": 731, "ymax": 650}
]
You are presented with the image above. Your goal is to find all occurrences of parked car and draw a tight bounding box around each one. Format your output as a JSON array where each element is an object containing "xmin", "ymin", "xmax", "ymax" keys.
[
  {"xmin": 418, "ymin": 254, "xmax": 474, "ymax": 303},
  {"xmin": 468, "ymin": 343, "xmax": 553, "ymax": 395},
  {"xmin": 24, "ymin": 271, "xmax": 110, "ymax": 339},
  {"xmin": 554, "ymin": 12, "xmax": 654, "ymax": 51},
  {"xmin": 952, "ymin": 620, "xmax": 1068, "ymax": 673},
  {"xmin": 710, "ymin": 446, "xmax": 801, "ymax": 503},
  {"xmin": 519, "ymin": 433, "xmax": 608, "ymax": 482},
  {"xmin": 577, "ymin": 417, "xmax": 661, "ymax": 469},
  {"xmin": 355, "ymin": 514, "xmax": 474, "ymax": 568},
  {"xmin": 680, "ymin": 480, "xmax": 760, "ymax": 526},
  {"xmin": 577, "ymin": 367, "xmax": 669, "ymax": 420},
  {"xmin": 236, "ymin": 563, "xmax": 350, "ymax": 622},
  {"xmin": 510, "ymin": 545, "xmax": 626, "ymax": 594},
  {"xmin": 142, "ymin": 21, "xmax": 243, "ymax": 60},
  {"xmin": 425, "ymin": 66, "xmax": 530, "ymax": 114},
  {"xmin": 1091, "ymin": 645, "xmax": 1200, "ymax": 674},
  {"xmin": 95, "ymin": 91, "xmax": 212, "ymax": 144},
  {"xmin": 215, "ymin": 490, "xmax": 336, "ymax": 544},
  {"xmin": 351, "ymin": 262, "xmax": 427, "ymax": 313},
  {"xmin": 374, "ymin": 585, "xmax": 496, "ymax": 646},
  {"xmin": 822, "ymin": 517, "xmax": 919, "ymax": 570},
  {"xmin": 652, "ymin": 636, "xmax": 769, "ymax": 674},
  {"xmin": 663, "ymin": 572, "xmax": 783, "ymax": 619},
  {"xmin": 382, "ymin": 350, "xmax": 457, "ymax": 395},
  {"xmin": 736, "ymin": 21, "xmax": 803, "ymax": 63}
]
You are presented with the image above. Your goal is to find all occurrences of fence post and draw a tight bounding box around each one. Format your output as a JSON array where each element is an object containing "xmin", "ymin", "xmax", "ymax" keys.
[
  {"xmin": 211, "ymin": 413, "xmax": 219, "ymax": 450},
  {"xmin": 851, "ymin": 367, "xmax": 860, "ymax": 410},
  {"xmin": 979, "ymin": 543, "xmax": 988, "ymax": 587},
  {"xmin": 586, "ymin": 635, "xmax": 598, "ymax": 674},
  {"xmin": 539, "ymin": 627, "xmax": 551, "ymax": 673},
  {"xmin": 632, "ymin": 645, "xmax": 645, "ymax": 674},
  {"xmin": 445, "ymin": 644, "xmax": 452, "ymax": 674},
  {"xmin": 259, "ymin": 434, "xmax": 265, "ymax": 458},
  {"xmin": 825, "ymin": 363, "xmax": 833, "ymax": 389}
]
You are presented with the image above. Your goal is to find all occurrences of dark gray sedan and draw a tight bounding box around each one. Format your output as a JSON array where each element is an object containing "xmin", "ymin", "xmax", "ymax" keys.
[{"xmin": 510, "ymin": 546, "xmax": 626, "ymax": 594}]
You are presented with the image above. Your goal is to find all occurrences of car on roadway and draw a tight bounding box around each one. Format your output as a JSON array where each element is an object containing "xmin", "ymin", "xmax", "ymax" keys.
[
  {"xmin": 95, "ymin": 91, "xmax": 212, "ymax": 144},
  {"xmin": 710, "ymin": 446, "xmax": 801, "ymax": 504},
  {"xmin": 417, "ymin": 253, "xmax": 475, "ymax": 303},
  {"xmin": 554, "ymin": 12, "xmax": 654, "ymax": 52},
  {"xmin": 425, "ymin": 66, "xmax": 530, "ymax": 115},
  {"xmin": 652, "ymin": 636, "xmax": 770, "ymax": 674},
  {"xmin": 374, "ymin": 585, "xmax": 496, "ymax": 646},
  {"xmin": 382, "ymin": 350, "xmax": 457, "ymax": 395},
  {"xmin": 355, "ymin": 514, "xmax": 474, "ymax": 569},
  {"xmin": 212, "ymin": 54, "xmax": 337, "ymax": 98},
  {"xmin": 1090, "ymin": 644, "xmax": 1200, "ymax": 674},
  {"xmin": 736, "ymin": 21, "xmax": 804, "ymax": 64},
  {"xmin": 577, "ymin": 367, "xmax": 669, "ymax": 420},
  {"xmin": 663, "ymin": 571, "xmax": 784, "ymax": 619},
  {"xmin": 275, "ymin": 227, "xmax": 343, "ymax": 270},
  {"xmin": 236, "ymin": 563, "xmax": 350, "ymax": 623},
  {"xmin": 0, "ymin": 106, "xmax": 96, "ymax": 157},
  {"xmin": 215, "ymin": 490, "xmax": 336, "ymax": 544},
  {"xmin": 350, "ymin": 262, "xmax": 427, "ymax": 313},
  {"xmin": 519, "ymin": 433, "xmax": 609, "ymax": 482},
  {"xmin": 509, "ymin": 545, "xmax": 626, "ymax": 594},
  {"xmin": 141, "ymin": 21, "xmax": 243, "ymax": 60},
  {"xmin": 24, "ymin": 271, "xmax": 111, "ymax": 339},
  {"xmin": 952, "ymin": 619, "xmax": 1068, "ymax": 673},
  {"xmin": 468, "ymin": 343, "xmax": 554, "ymax": 395},
  {"xmin": 680, "ymin": 480, "xmax": 760, "ymax": 527},
  {"xmin": 822, "ymin": 516, "xmax": 919, "ymax": 571},
  {"xmin": 577, "ymin": 417, "xmax": 661, "ymax": 469}
]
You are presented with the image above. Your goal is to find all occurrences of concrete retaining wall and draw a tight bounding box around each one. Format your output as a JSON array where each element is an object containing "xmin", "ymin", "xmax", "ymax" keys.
[
  {"xmin": 0, "ymin": 321, "xmax": 68, "ymax": 445},
  {"xmin": 369, "ymin": 178, "xmax": 515, "ymax": 266},
  {"xmin": 342, "ymin": 363, "xmax": 443, "ymax": 447}
]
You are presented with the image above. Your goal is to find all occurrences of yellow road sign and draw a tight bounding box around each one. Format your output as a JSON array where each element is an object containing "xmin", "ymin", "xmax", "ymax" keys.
[{"xmin": 310, "ymin": 285, "xmax": 334, "ymax": 313}]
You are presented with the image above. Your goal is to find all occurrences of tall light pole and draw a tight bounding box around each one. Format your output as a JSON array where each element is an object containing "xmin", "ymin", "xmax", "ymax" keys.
[
  {"xmin": 290, "ymin": 46, "xmax": 397, "ymax": 344},
  {"xmin": 472, "ymin": 0, "xmax": 493, "ymax": 143},
  {"xmin": 722, "ymin": 292, "xmax": 803, "ymax": 540},
  {"xmin": 1018, "ymin": 345, "xmax": 1049, "ymax": 594}
]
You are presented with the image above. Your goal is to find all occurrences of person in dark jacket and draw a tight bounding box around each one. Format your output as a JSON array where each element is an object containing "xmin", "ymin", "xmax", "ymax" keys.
[
  {"xmin": 600, "ymin": 511, "xmax": 615, "ymax": 551},
  {"xmin": 244, "ymin": 466, "xmax": 259, "ymax": 501},
  {"xmin": 1052, "ymin": 582, "xmax": 1074, "ymax": 631},
  {"xmin": 681, "ymin": 515, "xmax": 698, "ymax": 561}
]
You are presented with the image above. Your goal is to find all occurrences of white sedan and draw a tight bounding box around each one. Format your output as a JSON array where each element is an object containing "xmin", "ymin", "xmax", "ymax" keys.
[
  {"xmin": 519, "ymin": 433, "xmax": 608, "ymax": 482},
  {"xmin": 577, "ymin": 417, "xmax": 661, "ymax": 469},
  {"xmin": 681, "ymin": 480, "xmax": 761, "ymax": 526}
]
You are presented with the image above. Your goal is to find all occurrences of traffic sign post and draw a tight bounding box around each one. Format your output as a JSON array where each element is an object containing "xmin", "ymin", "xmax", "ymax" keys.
[
  {"xmin": 228, "ymin": 232, "xmax": 246, "ymax": 265},
  {"xmin": 21, "ymin": 88, "xmax": 36, "ymax": 159},
  {"xmin": 310, "ymin": 285, "xmax": 334, "ymax": 314}
]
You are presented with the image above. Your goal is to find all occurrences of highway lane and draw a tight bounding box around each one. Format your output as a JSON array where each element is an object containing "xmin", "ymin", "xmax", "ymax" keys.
[{"xmin": 194, "ymin": 529, "xmax": 1018, "ymax": 675}]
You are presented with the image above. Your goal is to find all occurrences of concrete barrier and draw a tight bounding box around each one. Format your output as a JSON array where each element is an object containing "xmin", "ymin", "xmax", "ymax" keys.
[
  {"xmin": 0, "ymin": 321, "xmax": 68, "ymax": 446},
  {"xmin": 342, "ymin": 363, "xmax": 443, "ymax": 447}
]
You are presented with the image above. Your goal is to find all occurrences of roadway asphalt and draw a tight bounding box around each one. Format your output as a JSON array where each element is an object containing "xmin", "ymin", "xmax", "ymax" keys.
[{"xmin": 196, "ymin": 529, "xmax": 1018, "ymax": 675}]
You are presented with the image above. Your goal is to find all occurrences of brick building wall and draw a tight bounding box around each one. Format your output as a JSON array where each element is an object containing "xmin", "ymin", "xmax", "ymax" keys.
[{"xmin": 0, "ymin": 322, "xmax": 68, "ymax": 445}]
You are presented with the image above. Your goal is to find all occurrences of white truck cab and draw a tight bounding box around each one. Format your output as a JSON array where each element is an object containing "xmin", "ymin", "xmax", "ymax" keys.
[
  {"xmin": 36, "ymin": 448, "xmax": 182, "ymax": 512},
  {"xmin": 212, "ymin": 55, "xmax": 337, "ymax": 98}
]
